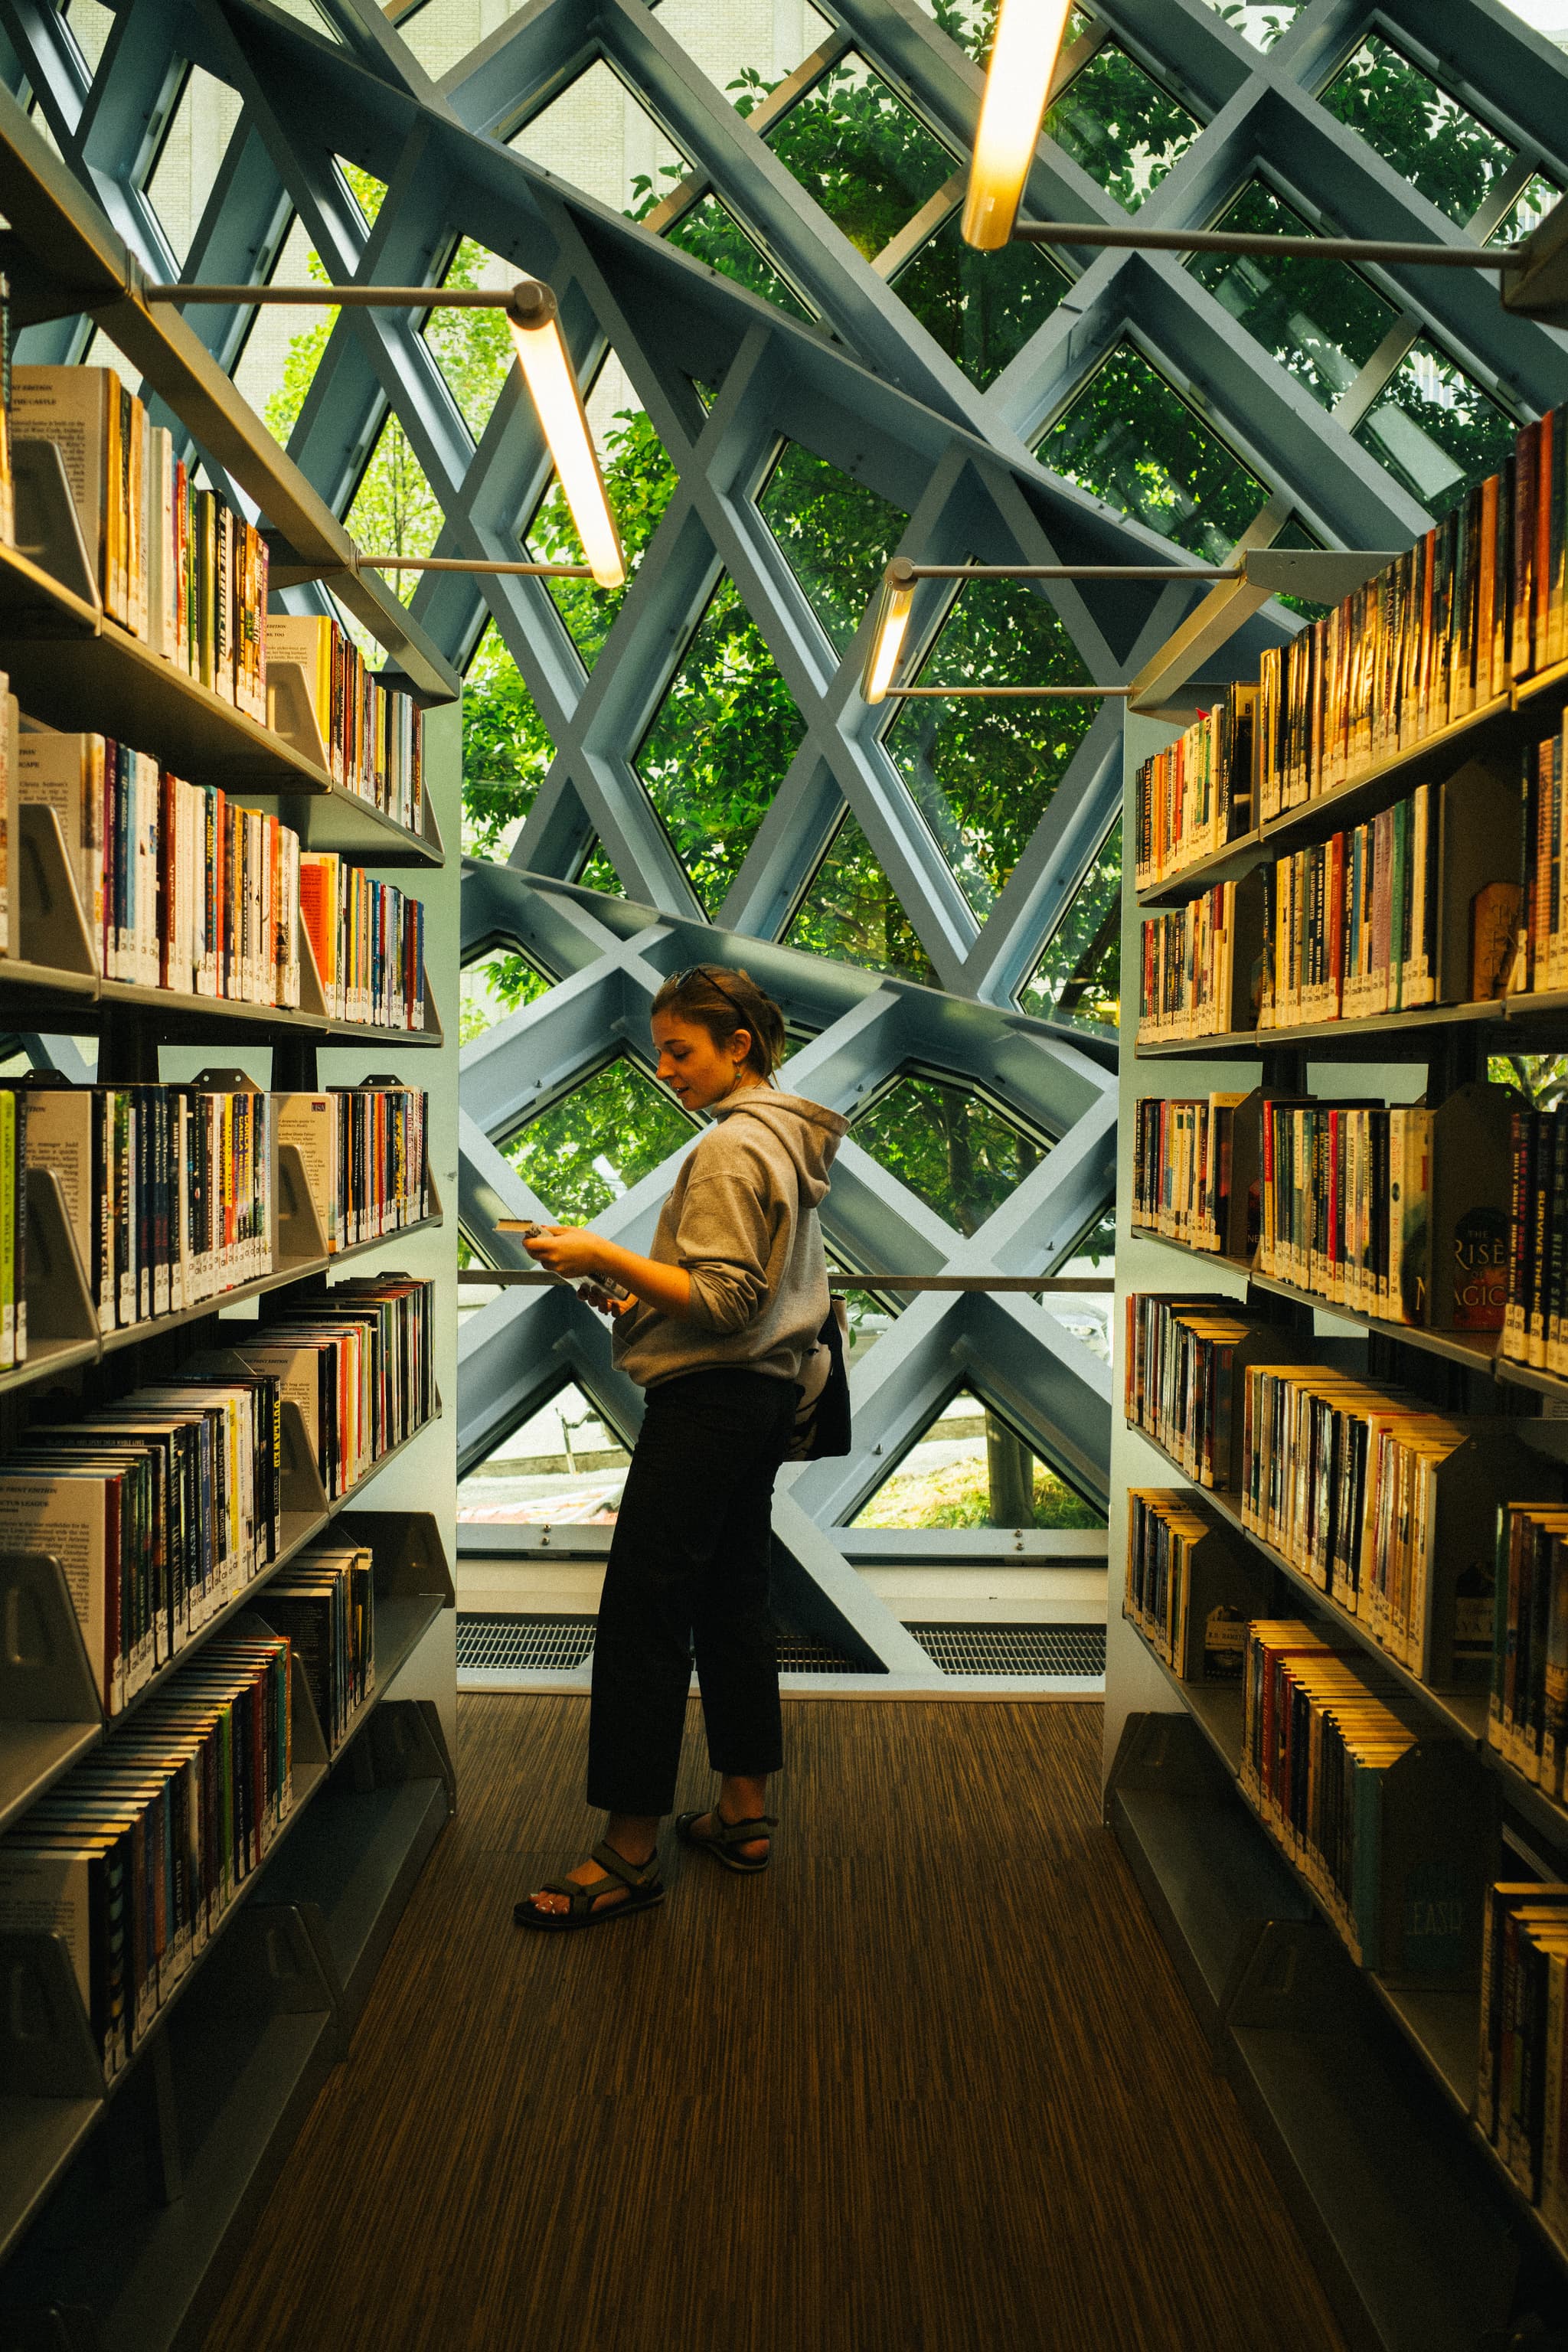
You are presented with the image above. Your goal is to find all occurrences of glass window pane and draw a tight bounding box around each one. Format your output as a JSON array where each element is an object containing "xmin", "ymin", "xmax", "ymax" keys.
[
  {"xmin": 577, "ymin": 838, "xmax": 626, "ymax": 897},
  {"xmin": 345, "ymin": 417, "xmax": 443, "ymax": 606},
  {"xmin": 1488, "ymin": 170, "xmax": 1563, "ymax": 244},
  {"xmin": 456, "ymin": 1381, "xmax": 629, "ymax": 1527},
  {"xmin": 635, "ymin": 578, "xmax": 807, "ymax": 911},
  {"xmin": 508, "ymin": 60, "xmax": 690, "ymax": 220},
  {"xmin": 423, "ymin": 237, "xmax": 518, "ymax": 444},
  {"xmin": 649, "ymin": 0, "xmax": 835, "ymax": 100},
  {"xmin": 502, "ymin": 1057, "xmax": 694, "ymax": 1221},
  {"xmin": 462, "ymin": 622, "xmax": 556, "ymax": 860},
  {"xmin": 851, "ymin": 1070, "xmax": 1048, "ymax": 1236},
  {"xmin": 784, "ymin": 811, "xmax": 937, "ymax": 983},
  {"xmin": 885, "ymin": 577, "xmax": 1099, "ymax": 919},
  {"xmin": 524, "ymin": 395, "xmax": 678, "ymax": 668},
  {"xmin": 851, "ymin": 1387, "xmax": 1104, "ymax": 1528},
  {"xmin": 1042, "ymin": 343, "xmax": 1269, "ymax": 562},
  {"xmin": 1351, "ymin": 340, "xmax": 1516, "ymax": 519},
  {"xmin": 1020, "ymin": 819, "xmax": 1122, "ymax": 1031},
  {"xmin": 892, "ymin": 212, "xmax": 1072, "ymax": 388},
  {"xmin": 1187, "ymin": 182, "xmax": 1397, "ymax": 409},
  {"xmin": 665, "ymin": 195, "xmax": 814, "ymax": 318},
  {"xmin": 1199, "ymin": 2, "xmax": 1298, "ymax": 50},
  {"xmin": 757, "ymin": 443, "xmax": 909, "ymax": 654},
  {"xmin": 143, "ymin": 65, "xmax": 244, "ymax": 270},
  {"xmin": 766, "ymin": 51, "xmax": 956, "ymax": 258},
  {"xmin": 461, "ymin": 947, "xmax": 550, "ymax": 1042},
  {"xmin": 1321, "ymin": 35, "xmax": 1517, "ymax": 225},
  {"xmin": 1045, "ymin": 44, "xmax": 1200, "ymax": 212}
]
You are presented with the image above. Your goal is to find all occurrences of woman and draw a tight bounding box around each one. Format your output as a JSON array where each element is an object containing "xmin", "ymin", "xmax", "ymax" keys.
[{"xmin": 514, "ymin": 965, "xmax": 847, "ymax": 1932}]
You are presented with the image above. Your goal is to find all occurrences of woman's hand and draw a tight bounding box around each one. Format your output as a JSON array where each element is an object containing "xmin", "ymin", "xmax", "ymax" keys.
[{"xmin": 523, "ymin": 1223, "xmax": 609, "ymax": 1282}]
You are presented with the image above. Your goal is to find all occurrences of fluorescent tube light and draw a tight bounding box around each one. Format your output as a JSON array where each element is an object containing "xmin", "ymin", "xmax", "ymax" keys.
[
  {"xmin": 960, "ymin": 0, "xmax": 1075, "ymax": 252},
  {"xmin": 505, "ymin": 282, "xmax": 626, "ymax": 590},
  {"xmin": 862, "ymin": 559, "xmax": 918, "ymax": 704}
]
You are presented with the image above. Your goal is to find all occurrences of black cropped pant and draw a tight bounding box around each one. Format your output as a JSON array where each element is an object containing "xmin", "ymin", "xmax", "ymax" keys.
[{"xmin": 586, "ymin": 1367, "xmax": 796, "ymax": 1817}]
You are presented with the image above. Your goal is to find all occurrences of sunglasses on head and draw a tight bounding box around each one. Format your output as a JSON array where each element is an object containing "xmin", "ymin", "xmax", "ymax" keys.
[{"xmin": 671, "ymin": 965, "xmax": 751, "ymax": 1024}]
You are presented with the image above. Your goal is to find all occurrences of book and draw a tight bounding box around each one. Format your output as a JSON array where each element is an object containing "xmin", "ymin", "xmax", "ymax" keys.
[
  {"xmin": 9, "ymin": 1077, "xmax": 273, "ymax": 1331},
  {"xmin": 298, "ymin": 853, "xmax": 426, "ymax": 1031},
  {"xmin": 1124, "ymin": 1488, "xmax": 1268, "ymax": 1681},
  {"xmin": 0, "ymin": 1635, "xmax": 293, "ymax": 2071},
  {"xmin": 1242, "ymin": 1619, "xmax": 1485, "ymax": 1977},
  {"xmin": 1133, "ymin": 685, "xmax": 1256, "ymax": 890},
  {"xmin": 1130, "ymin": 1092, "xmax": 1250, "ymax": 1255},
  {"xmin": 1136, "ymin": 878, "xmax": 1259, "ymax": 1044},
  {"xmin": 275, "ymin": 1085, "xmax": 429, "ymax": 1253},
  {"xmin": 266, "ymin": 613, "xmax": 423, "ymax": 832},
  {"xmin": 260, "ymin": 1540, "xmax": 373, "ymax": 1753}
]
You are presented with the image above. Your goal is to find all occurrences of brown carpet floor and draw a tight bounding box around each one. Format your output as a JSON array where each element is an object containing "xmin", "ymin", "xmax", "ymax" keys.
[{"xmin": 206, "ymin": 1694, "xmax": 1345, "ymax": 2352}]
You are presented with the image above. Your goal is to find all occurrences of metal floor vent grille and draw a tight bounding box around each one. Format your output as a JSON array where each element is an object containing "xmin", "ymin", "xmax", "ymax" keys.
[
  {"xmin": 457, "ymin": 1617, "xmax": 864, "ymax": 1675},
  {"xmin": 775, "ymin": 1635, "xmax": 863, "ymax": 1675},
  {"xmin": 908, "ymin": 1624, "xmax": 1106, "ymax": 1677},
  {"xmin": 458, "ymin": 1615, "xmax": 597, "ymax": 1671}
]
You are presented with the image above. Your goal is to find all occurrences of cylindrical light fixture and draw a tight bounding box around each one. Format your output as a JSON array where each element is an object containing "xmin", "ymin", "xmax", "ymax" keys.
[
  {"xmin": 505, "ymin": 281, "xmax": 626, "ymax": 590},
  {"xmin": 960, "ymin": 0, "xmax": 1076, "ymax": 253},
  {"xmin": 861, "ymin": 557, "xmax": 919, "ymax": 704}
]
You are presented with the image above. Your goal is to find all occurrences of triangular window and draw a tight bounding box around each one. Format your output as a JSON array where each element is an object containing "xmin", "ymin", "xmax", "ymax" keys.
[
  {"xmin": 1020, "ymin": 820, "xmax": 1121, "ymax": 1031},
  {"xmin": 851, "ymin": 1387, "xmax": 1104, "ymax": 1529},
  {"xmin": 1041, "ymin": 343, "xmax": 1270, "ymax": 563},
  {"xmin": 457, "ymin": 1380, "xmax": 631, "ymax": 1527}
]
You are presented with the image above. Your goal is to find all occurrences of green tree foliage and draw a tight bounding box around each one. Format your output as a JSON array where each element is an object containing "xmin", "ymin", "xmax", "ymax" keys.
[
  {"xmin": 887, "ymin": 577, "xmax": 1099, "ymax": 917},
  {"xmin": 851, "ymin": 1071, "xmax": 1044, "ymax": 1236},
  {"xmin": 1189, "ymin": 183, "xmax": 1396, "ymax": 409},
  {"xmin": 1321, "ymin": 35, "xmax": 1516, "ymax": 226},
  {"xmin": 423, "ymin": 237, "xmax": 517, "ymax": 443},
  {"xmin": 635, "ymin": 577, "xmax": 806, "ymax": 911},
  {"xmin": 759, "ymin": 443, "xmax": 908, "ymax": 654},
  {"xmin": 786, "ymin": 812, "xmax": 937, "ymax": 985},
  {"xmin": 893, "ymin": 216, "xmax": 1071, "ymax": 389},
  {"xmin": 1021, "ymin": 820, "xmax": 1122, "ymax": 1031},
  {"xmin": 764, "ymin": 53, "xmax": 955, "ymax": 260},
  {"xmin": 502, "ymin": 1058, "xmax": 695, "ymax": 1222},
  {"xmin": 1044, "ymin": 42, "xmax": 1199, "ymax": 213},
  {"xmin": 1045, "ymin": 344, "xmax": 1268, "ymax": 562}
]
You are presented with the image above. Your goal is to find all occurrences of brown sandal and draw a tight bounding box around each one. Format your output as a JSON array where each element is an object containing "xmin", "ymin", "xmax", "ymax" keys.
[
  {"xmin": 675, "ymin": 1808, "xmax": 778, "ymax": 1874},
  {"xmin": 514, "ymin": 1840, "xmax": 665, "ymax": 1931}
]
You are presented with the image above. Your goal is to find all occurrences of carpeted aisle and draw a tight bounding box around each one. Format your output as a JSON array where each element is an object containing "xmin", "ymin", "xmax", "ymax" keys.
[{"xmin": 207, "ymin": 1694, "xmax": 1344, "ymax": 2352}]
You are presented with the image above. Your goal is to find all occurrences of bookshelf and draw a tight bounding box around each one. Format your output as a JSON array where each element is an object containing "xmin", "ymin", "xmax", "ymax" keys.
[
  {"xmin": 0, "ymin": 104, "xmax": 459, "ymax": 2352},
  {"xmin": 1111, "ymin": 662, "xmax": 1568, "ymax": 2347}
]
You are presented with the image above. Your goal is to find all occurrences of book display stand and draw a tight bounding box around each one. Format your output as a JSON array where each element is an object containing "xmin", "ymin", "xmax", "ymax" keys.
[
  {"xmin": 0, "ymin": 103, "xmax": 458, "ymax": 2352},
  {"xmin": 1113, "ymin": 572, "xmax": 1568, "ymax": 2343}
]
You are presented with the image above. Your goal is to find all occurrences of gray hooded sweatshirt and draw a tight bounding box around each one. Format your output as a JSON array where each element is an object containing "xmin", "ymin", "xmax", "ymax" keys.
[{"xmin": 611, "ymin": 1088, "xmax": 848, "ymax": 1391}]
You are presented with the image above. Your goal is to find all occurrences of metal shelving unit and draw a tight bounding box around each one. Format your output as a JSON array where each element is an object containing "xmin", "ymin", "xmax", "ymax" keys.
[
  {"xmin": 0, "ymin": 93, "xmax": 459, "ymax": 2352},
  {"xmin": 1115, "ymin": 595, "xmax": 1568, "ymax": 2344}
]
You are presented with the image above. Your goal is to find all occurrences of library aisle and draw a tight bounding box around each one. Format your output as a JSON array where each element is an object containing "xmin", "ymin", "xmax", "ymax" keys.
[{"xmin": 207, "ymin": 1694, "xmax": 1343, "ymax": 2352}]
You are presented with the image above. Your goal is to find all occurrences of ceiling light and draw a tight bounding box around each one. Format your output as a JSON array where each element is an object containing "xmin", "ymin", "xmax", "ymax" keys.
[
  {"xmin": 960, "ymin": 0, "xmax": 1075, "ymax": 253},
  {"xmin": 505, "ymin": 281, "xmax": 626, "ymax": 590}
]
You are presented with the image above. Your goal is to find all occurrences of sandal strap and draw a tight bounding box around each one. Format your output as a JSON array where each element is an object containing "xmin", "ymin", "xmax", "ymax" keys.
[
  {"xmin": 710, "ymin": 1813, "xmax": 777, "ymax": 1843},
  {"xmin": 590, "ymin": 1839, "xmax": 658, "ymax": 1886}
]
